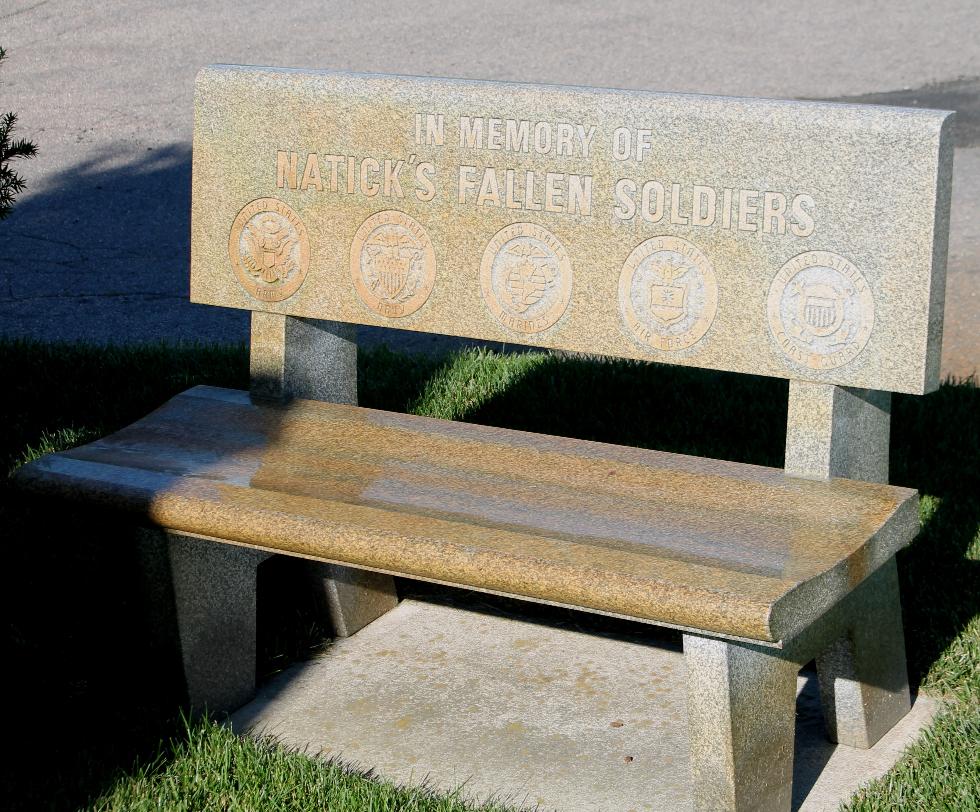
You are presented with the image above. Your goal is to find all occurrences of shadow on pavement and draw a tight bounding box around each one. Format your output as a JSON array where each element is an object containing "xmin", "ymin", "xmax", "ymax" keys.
[{"xmin": 1, "ymin": 142, "xmax": 249, "ymax": 344}]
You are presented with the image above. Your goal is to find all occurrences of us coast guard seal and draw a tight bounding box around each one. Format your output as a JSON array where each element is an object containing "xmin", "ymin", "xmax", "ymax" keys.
[
  {"xmin": 618, "ymin": 236, "xmax": 718, "ymax": 352},
  {"xmin": 351, "ymin": 210, "xmax": 435, "ymax": 318},
  {"xmin": 480, "ymin": 223, "xmax": 573, "ymax": 334},
  {"xmin": 767, "ymin": 251, "xmax": 875, "ymax": 370},
  {"xmin": 228, "ymin": 198, "xmax": 310, "ymax": 302}
]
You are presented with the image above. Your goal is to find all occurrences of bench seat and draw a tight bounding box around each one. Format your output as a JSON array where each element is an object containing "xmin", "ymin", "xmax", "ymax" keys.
[{"xmin": 15, "ymin": 385, "xmax": 918, "ymax": 645}]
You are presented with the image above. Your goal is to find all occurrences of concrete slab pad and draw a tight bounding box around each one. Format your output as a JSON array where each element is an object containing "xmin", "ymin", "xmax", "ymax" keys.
[{"xmin": 231, "ymin": 599, "xmax": 938, "ymax": 812}]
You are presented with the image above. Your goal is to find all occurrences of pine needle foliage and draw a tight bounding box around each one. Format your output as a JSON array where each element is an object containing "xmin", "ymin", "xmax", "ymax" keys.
[{"xmin": 0, "ymin": 46, "xmax": 38, "ymax": 220}]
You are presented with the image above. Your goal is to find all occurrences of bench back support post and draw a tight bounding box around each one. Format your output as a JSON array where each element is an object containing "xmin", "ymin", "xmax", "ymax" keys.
[
  {"xmin": 249, "ymin": 312, "xmax": 357, "ymax": 403},
  {"xmin": 248, "ymin": 312, "xmax": 399, "ymax": 638},
  {"xmin": 784, "ymin": 380, "xmax": 910, "ymax": 748},
  {"xmin": 784, "ymin": 381, "xmax": 891, "ymax": 483}
]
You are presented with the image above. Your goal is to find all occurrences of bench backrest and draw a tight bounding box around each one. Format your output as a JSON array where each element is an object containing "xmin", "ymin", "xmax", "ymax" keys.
[{"xmin": 190, "ymin": 65, "xmax": 953, "ymax": 396}]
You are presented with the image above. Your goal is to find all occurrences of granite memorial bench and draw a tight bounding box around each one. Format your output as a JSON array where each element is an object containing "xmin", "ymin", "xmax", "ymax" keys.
[{"xmin": 15, "ymin": 66, "xmax": 953, "ymax": 812}]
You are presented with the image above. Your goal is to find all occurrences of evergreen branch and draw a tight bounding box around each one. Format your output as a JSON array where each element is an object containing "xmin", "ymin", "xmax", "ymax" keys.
[{"xmin": 0, "ymin": 46, "xmax": 38, "ymax": 220}]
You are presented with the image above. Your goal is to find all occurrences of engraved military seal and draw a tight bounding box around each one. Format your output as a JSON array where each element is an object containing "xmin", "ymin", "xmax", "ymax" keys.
[
  {"xmin": 767, "ymin": 250, "xmax": 875, "ymax": 370},
  {"xmin": 480, "ymin": 223, "xmax": 573, "ymax": 334},
  {"xmin": 618, "ymin": 236, "xmax": 718, "ymax": 352},
  {"xmin": 228, "ymin": 198, "xmax": 310, "ymax": 302},
  {"xmin": 351, "ymin": 210, "xmax": 436, "ymax": 318}
]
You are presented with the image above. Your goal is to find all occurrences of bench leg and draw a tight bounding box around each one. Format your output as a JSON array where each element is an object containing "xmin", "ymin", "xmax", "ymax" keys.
[
  {"xmin": 306, "ymin": 562, "xmax": 399, "ymax": 637},
  {"xmin": 684, "ymin": 634, "xmax": 800, "ymax": 812},
  {"xmin": 816, "ymin": 557, "xmax": 911, "ymax": 748},
  {"xmin": 137, "ymin": 529, "xmax": 269, "ymax": 714}
]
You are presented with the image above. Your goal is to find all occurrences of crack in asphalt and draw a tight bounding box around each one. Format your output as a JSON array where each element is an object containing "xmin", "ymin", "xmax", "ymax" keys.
[
  {"xmin": 1, "ymin": 251, "xmax": 183, "ymax": 264},
  {"xmin": 2, "ymin": 228, "xmax": 186, "ymax": 267},
  {"xmin": 0, "ymin": 257, "xmax": 86, "ymax": 270},
  {"xmin": 4, "ymin": 234, "xmax": 85, "ymax": 259},
  {"xmin": 0, "ymin": 0, "xmax": 50, "ymax": 22},
  {"xmin": 0, "ymin": 291, "xmax": 183, "ymax": 302},
  {"xmin": 1, "ymin": 229, "xmax": 177, "ymax": 257}
]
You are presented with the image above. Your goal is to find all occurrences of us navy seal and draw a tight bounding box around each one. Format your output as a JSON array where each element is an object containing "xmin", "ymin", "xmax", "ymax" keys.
[{"xmin": 351, "ymin": 210, "xmax": 436, "ymax": 318}]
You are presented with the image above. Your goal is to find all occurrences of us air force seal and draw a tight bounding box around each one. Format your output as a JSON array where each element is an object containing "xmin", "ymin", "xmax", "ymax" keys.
[
  {"xmin": 618, "ymin": 236, "xmax": 718, "ymax": 352},
  {"xmin": 351, "ymin": 210, "xmax": 435, "ymax": 318},
  {"xmin": 228, "ymin": 198, "xmax": 310, "ymax": 302},
  {"xmin": 480, "ymin": 223, "xmax": 572, "ymax": 334},
  {"xmin": 767, "ymin": 251, "xmax": 875, "ymax": 370}
]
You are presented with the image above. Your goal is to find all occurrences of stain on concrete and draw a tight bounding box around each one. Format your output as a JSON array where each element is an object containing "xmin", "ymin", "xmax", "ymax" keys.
[{"xmin": 394, "ymin": 715, "xmax": 413, "ymax": 731}]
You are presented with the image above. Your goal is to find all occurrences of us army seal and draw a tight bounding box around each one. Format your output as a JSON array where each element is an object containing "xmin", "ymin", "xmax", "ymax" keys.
[
  {"xmin": 618, "ymin": 236, "xmax": 718, "ymax": 352},
  {"xmin": 480, "ymin": 223, "xmax": 572, "ymax": 334},
  {"xmin": 351, "ymin": 210, "xmax": 436, "ymax": 318},
  {"xmin": 228, "ymin": 198, "xmax": 310, "ymax": 302},
  {"xmin": 767, "ymin": 250, "xmax": 875, "ymax": 370}
]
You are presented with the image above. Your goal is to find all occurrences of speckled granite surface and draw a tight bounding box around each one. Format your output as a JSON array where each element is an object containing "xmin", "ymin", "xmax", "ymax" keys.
[
  {"xmin": 191, "ymin": 67, "xmax": 952, "ymax": 394},
  {"xmin": 14, "ymin": 385, "xmax": 918, "ymax": 644}
]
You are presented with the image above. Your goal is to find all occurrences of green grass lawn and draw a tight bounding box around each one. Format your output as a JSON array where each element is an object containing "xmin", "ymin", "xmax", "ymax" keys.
[{"xmin": 1, "ymin": 338, "xmax": 977, "ymax": 811}]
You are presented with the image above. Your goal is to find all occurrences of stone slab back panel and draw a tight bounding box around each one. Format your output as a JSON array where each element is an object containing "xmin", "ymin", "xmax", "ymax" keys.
[{"xmin": 191, "ymin": 66, "xmax": 953, "ymax": 394}]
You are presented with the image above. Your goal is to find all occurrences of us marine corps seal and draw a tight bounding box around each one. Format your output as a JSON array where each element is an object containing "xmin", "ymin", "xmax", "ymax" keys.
[
  {"xmin": 351, "ymin": 210, "xmax": 436, "ymax": 318},
  {"xmin": 228, "ymin": 198, "xmax": 310, "ymax": 302},
  {"xmin": 618, "ymin": 236, "xmax": 718, "ymax": 352},
  {"xmin": 480, "ymin": 223, "xmax": 572, "ymax": 334},
  {"xmin": 767, "ymin": 251, "xmax": 875, "ymax": 370}
]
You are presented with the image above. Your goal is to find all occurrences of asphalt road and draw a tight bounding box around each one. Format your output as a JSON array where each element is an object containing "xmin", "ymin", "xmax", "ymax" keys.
[{"xmin": 2, "ymin": 0, "xmax": 977, "ymax": 377}]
